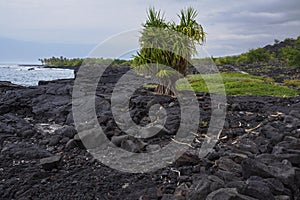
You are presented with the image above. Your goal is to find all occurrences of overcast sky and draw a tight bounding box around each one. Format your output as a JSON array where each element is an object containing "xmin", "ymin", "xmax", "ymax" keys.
[{"xmin": 0, "ymin": 0, "xmax": 299, "ymax": 63}]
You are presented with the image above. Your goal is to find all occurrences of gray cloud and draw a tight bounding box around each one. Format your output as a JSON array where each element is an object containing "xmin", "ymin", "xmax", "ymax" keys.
[
  {"xmin": 200, "ymin": 0, "xmax": 300, "ymax": 55},
  {"xmin": 0, "ymin": 0, "xmax": 299, "ymax": 60}
]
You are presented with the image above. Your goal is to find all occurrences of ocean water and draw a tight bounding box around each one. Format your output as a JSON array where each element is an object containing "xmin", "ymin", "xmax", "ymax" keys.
[{"xmin": 0, "ymin": 64, "xmax": 74, "ymax": 86}]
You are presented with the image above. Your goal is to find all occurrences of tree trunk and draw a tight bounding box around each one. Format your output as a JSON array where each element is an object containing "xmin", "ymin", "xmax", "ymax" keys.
[{"xmin": 155, "ymin": 80, "xmax": 177, "ymax": 96}]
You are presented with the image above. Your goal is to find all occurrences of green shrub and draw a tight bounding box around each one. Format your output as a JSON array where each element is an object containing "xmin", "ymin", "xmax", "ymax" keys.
[{"xmin": 279, "ymin": 47, "xmax": 300, "ymax": 66}]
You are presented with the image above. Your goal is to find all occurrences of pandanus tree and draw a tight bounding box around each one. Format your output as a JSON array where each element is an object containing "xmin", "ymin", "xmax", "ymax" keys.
[{"xmin": 132, "ymin": 7, "xmax": 206, "ymax": 95}]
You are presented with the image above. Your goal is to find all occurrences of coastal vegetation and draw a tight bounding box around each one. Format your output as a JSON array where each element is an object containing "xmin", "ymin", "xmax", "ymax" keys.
[
  {"xmin": 38, "ymin": 35, "xmax": 300, "ymax": 97},
  {"xmin": 214, "ymin": 36, "xmax": 300, "ymax": 66},
  {"xmin": 39, "ymin": 36, "xmax": 300, "ymax": 69},
  {"xmin": 176, "ymin": 72, "xmax": 299, "ymax": 97},
  {"xmin": 39, "ymin": 56, "xmax": 83, "ymax": 67},
  {"xmin": 131, "ymin": 7, "xmax": 206, "ymax": 95},
  {"xmin": 39, "ymin": 56, "xmax": 131, "ymax": 67}
]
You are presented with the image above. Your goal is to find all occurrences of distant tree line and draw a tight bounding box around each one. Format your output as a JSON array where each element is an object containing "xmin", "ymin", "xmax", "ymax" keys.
[
  {"xmin": 39, "ymin": 36, "xmax": 300, "ymax": 68},
  {"xmin": 39, "ymin": 56, "xmax": 83, "ymax": 67},
  {"xmin": 39, "ymin": 56, "xmax": 132, "ymax": 67},
  {"xmin": 213, "ymin": 36, "xmax": 300, "ymax": 66}
]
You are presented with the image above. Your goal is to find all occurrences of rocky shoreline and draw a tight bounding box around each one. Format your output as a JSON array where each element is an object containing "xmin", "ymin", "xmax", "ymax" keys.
[{"xmin": 0, "ymin": 66, "xmax": 300, "ymax": 199}]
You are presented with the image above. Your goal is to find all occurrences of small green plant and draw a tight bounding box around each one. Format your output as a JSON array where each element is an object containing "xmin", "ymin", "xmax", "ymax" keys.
[{"xmin": 200, "ymin": 120, "xmax": 208, "ymax": 128}]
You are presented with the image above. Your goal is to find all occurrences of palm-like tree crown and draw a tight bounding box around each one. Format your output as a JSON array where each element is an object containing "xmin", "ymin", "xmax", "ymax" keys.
[{"xmin": 132, "ymin": 7, "xmax": 206, "ymax": 95}]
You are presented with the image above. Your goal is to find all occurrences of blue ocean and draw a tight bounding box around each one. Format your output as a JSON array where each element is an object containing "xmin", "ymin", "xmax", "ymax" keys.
[{"xmin": 0, "ymin": 64, "xmax": 74, "ymax": 86}]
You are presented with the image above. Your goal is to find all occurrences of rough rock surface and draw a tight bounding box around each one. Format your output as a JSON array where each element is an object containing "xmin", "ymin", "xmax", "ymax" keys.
[{"xmin": 0, "ymin": 66, "xmax": 300, "ymax": 199}]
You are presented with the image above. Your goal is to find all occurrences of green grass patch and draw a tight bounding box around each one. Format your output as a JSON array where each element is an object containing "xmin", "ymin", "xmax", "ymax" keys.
[
  {"xmin": 284, "ymin": 79, "xmax": 300, "ymax": 88},
  {"xmin": 176, "ymin": 72, "xmax": 299, "ymax": 97}
]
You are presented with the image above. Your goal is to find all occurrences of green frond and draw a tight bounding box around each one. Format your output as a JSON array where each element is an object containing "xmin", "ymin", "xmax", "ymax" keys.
[
  {"xmin": 156, "ymin": 69, "xmax": 176, "ymax": 78},
  {"xmin": 144, "ymin": 7, "xmax": 167, "ymax": 28}
]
